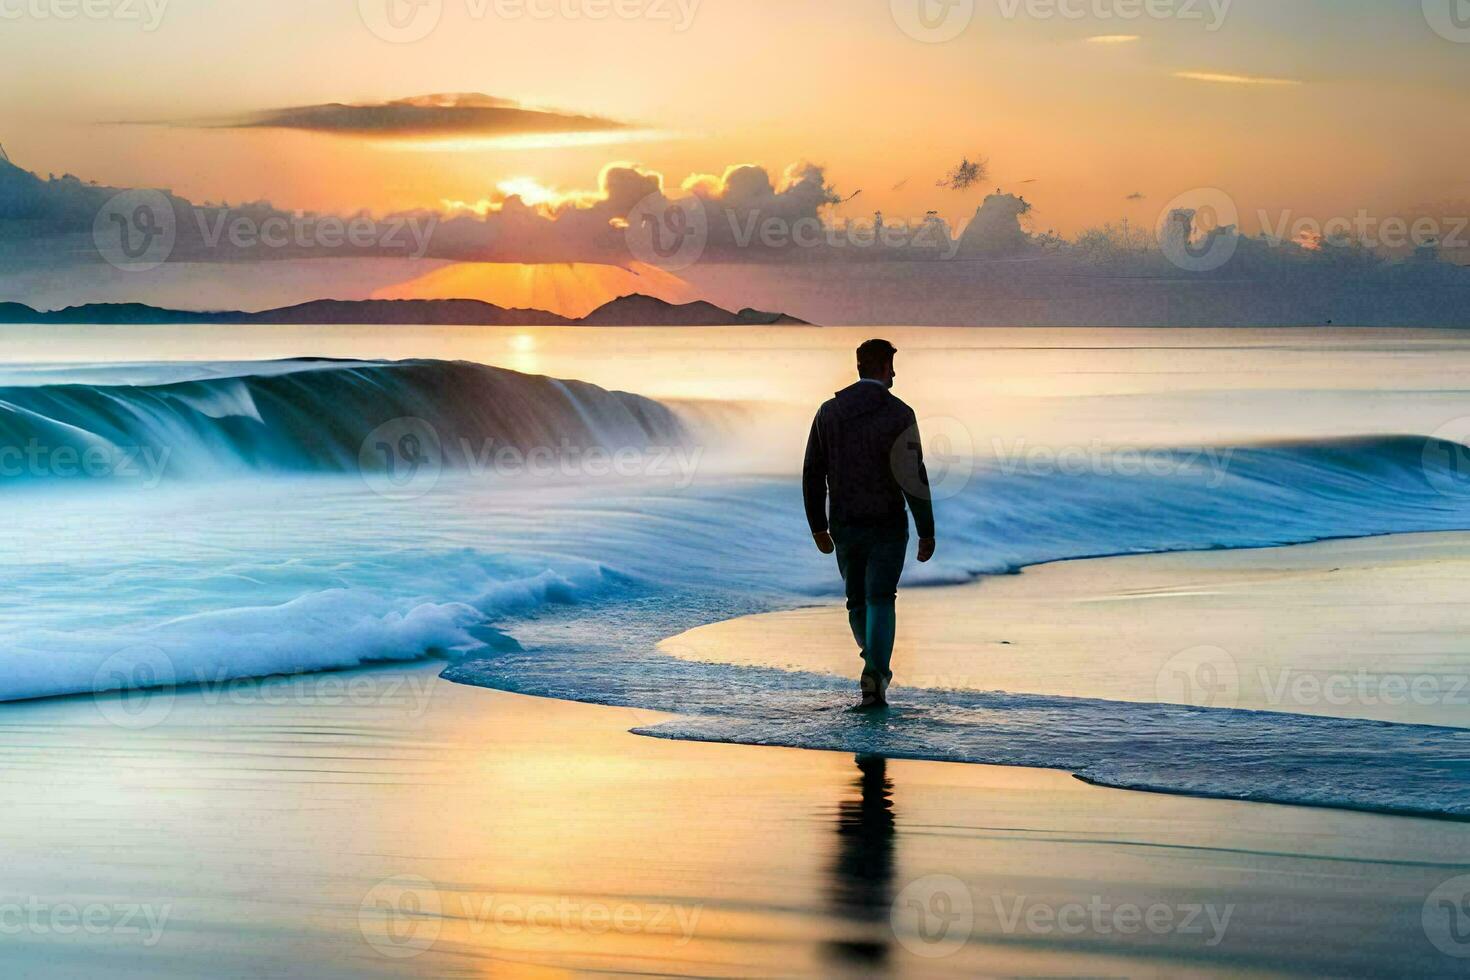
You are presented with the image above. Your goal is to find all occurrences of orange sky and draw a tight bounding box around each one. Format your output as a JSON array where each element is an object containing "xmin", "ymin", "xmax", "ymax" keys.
[{"xmin": 2, "ymin": 0, "xmax": 1468, "ymax": 239}]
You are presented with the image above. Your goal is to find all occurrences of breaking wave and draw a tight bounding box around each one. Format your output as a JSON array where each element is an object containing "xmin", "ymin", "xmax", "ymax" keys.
[{"xmin": 0, "ymin": 359, "xmax": 687, "ymax": 482}]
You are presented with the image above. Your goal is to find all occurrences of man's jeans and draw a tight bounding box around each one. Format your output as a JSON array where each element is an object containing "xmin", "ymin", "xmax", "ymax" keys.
[{"xmin": 832, "ymin": 520, "xmax": 908, "ymax": 685}]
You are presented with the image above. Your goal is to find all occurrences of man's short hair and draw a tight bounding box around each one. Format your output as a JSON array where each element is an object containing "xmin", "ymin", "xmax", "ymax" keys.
[{"xmin": 856, "ymin": 338, "xmax": 898, "ymax": 378}]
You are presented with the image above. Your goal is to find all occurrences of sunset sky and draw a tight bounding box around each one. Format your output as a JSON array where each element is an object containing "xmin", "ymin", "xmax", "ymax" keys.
[{"xmin": 5, "ymin": 0, "xmax": 1468, "ymax": 240}]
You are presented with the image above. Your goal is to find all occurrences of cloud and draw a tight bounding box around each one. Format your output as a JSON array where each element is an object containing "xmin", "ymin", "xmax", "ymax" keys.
[
  {"xmin": 7, "ymin": 150, "xmax": 1470, "ymax": 328},
  {"xmin": 144, "ymin": 93, "xmax": 631, "ymax": 141},
  {"xmin": 1125, "ymin": 192, "xmax": 1145, "ymax": 200},
  {"xmin": 1086, "ymin": 35, "xmax": 1140, "ymax": 43},
  {"xmin": 428, "ymin": 161, "xmax": 848, "ymax": 263},
  {"xmin": 1173, "ymin": 71, "xmax": 1302, "ymax": 86},
  {"xmin": 0, "ymin": 152, "xmax": 852, "ymax": 267}
]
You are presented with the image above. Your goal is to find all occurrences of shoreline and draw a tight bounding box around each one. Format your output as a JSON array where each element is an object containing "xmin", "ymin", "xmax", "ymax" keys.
[
  {"xmin": 20, "ymin": 526, "xmax": 1470, "ymax": 718},
  {"xmin": 5, "ymin": 532, "xmax": 1470, "ymax": 974},
  {"xmin": 4, "ymin": 657, "xmax": 1469, "ymax": 976},
  {"xmin": 662, "ymin": 529, "xmax": 1470, "ymax": 727},
  {"xmin": 23, "ymin": 528, "xmax": 1470, "ymax": 825},
  {"xmin": 441, "ymin": 530, "xmax": 1470, "ymax": 821}
]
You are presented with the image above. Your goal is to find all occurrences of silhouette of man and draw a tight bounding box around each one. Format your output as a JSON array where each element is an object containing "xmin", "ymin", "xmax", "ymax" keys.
[{"xmin": 803, "ymin": 339, "xmax": 935, "ymax": 708}]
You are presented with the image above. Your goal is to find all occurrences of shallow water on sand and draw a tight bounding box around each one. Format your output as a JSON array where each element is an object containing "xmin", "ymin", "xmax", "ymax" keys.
[
  {"xmin": 4, "ymin": 653, "xmax": 1470, "ymax": 977},
  {"xmin": 664, "ymin": 532, "xmax": 1470, "ymax": 729}
]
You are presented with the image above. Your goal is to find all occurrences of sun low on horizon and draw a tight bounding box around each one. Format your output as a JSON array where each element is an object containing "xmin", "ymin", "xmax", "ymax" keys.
[
  {"xmin": 2, "ymin": 0, "xmax": 1469, "ymax": 325},
  {"xmin": 370, "ymin": 260, "xmax": 700, "ymax": 318}
]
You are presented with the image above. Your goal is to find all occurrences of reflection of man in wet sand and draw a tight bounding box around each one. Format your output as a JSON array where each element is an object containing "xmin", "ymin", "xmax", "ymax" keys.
[
  {"xmin": 825, "ymin": 754, "xmax": 897, "ymax": 965},
  {"xmin": 803, "ymin": 339, "xmax": 936, "ymax": 709}
]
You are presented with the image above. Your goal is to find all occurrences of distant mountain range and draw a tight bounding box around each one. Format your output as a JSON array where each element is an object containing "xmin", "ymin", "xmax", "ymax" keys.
[{"xmin": 0, "ymin": 294, "xmax": 810, "ymax": 327}]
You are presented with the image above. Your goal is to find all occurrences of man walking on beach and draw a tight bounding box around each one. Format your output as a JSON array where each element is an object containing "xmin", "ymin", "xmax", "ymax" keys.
[{"xmin": 803, "ymin": 339, "xmax": 936, "ymax": 709}]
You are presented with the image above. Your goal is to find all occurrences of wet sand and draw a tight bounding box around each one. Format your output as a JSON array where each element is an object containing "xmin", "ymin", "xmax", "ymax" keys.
[
  {"xmin": 4, "ymin": 536, "xmax": 1470, "ymax": 976},
  {"xmin": 666, "ymin": 531, "xmax": 1470, "ymax": 728}
]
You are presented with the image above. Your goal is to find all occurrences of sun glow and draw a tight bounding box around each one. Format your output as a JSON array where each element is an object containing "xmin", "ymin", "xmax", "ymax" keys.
[
  {"xmin": 370, "ymin": 261, "xmax": 701, "ymax": 319},
  {"xmin": 498, "ymin": 177, "xmax": 574, "ymax": 209},
  {"xmin": 442, "ymin": 177, "xmax": 601, "ymax": 216},
  {"xmin": 507, "ymin": 332, "xmax": 540, "ymax": 373}
]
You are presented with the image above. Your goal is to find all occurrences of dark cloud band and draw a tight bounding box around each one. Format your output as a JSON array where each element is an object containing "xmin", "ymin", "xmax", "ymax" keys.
[{"xmin": 150, "ymin": 93, "xmax": 628, "ymax": 139}]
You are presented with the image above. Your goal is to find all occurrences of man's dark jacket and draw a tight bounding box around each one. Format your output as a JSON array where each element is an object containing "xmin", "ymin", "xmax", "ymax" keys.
[{"xmin": 802, "ymin": 381, "xmax": 935, "ymax": 538}]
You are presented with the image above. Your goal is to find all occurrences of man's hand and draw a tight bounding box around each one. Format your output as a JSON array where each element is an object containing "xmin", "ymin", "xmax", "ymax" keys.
[
  {"xmin": 813, "ymin": 530, "xmax": 835, "ymax": 555},
  {"xmin": 917, "ymin": 537, "xmax": 936, "ymax": 563}
]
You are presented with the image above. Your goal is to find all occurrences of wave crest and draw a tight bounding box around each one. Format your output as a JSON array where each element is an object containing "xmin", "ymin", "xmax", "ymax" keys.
[{"xmin": 0, "ymin": 359, "xmax": 688, "ymax": 482}]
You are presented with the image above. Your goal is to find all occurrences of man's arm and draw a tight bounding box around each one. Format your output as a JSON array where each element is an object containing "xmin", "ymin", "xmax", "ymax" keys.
[
  {"xmin": 802, "ymin": 411, "xmax": 835, "ymax": 553},
  {"xmin": 895, "ymin": 410, "xmax": 936, "ymax": 560}
]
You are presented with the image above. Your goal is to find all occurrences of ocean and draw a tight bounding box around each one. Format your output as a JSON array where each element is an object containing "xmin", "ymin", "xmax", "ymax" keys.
[{"xmin": 5, "ymin": 325, "xmax": 1470, "ymax": 818}]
